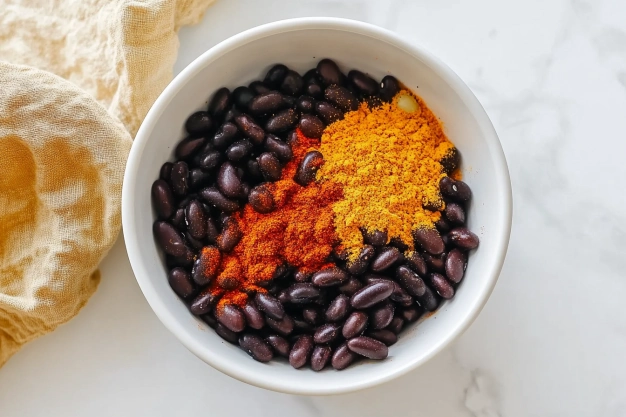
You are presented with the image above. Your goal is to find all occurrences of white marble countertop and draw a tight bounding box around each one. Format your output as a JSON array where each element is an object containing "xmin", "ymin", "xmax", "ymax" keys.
[{"xmin": 2, "ymin": 0, "xmax": 625, "ymax": 415}]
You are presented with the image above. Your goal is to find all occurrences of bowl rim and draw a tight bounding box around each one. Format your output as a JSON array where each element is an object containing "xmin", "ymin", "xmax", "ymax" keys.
[{"xmin": 122, "ymin": 16, "xmax": 513, "ymax": 395}]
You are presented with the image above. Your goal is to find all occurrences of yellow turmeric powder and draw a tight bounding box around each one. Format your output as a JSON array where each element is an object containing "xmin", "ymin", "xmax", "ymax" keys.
[{"xmin": 317, "ymin": 90, "xmax": 456, "ymax": 258}]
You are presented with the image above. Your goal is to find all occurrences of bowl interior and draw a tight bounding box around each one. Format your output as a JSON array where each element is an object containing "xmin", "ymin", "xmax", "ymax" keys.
[{"xmin": 123, "ymin": 19, "xmax": 511, "ymax": 395}]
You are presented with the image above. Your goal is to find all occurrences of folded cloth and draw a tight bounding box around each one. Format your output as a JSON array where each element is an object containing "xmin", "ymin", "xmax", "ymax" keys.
[{"xmin": 0, "ymin": 0, "xmax": 215, "ymax": 367}]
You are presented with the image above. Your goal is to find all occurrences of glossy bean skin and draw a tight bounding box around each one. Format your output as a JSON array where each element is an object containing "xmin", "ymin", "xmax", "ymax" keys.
[
  {"xmin": 170, "ymin": 161, "xmax": 189, "ymax": 196},
  {"xmin": 303, "ymin": 307, "xmax": 324, "ymax": 325},
  {"xmin": 284, "ymin": 283, "xmax": 321, "ymax": 304},
  {"xmin": 234, "ymin": 114, "xmax": 265, "ymax": 145},
  {"xmin": 325, "ymin": 294, "xmax": 351, "ymax": 322},
  {"xmin": 348, "ymin": 70, "xmax": 379, "ymax": 96},
  {"xmin": 306, "ymin": 83, "xmax": 323, "ymax": 99},
  {"xmin": 448, "ymin": 227, "xmax": 480, "ymax": 250},
  {"xmin": 206, "ymin": 218, "xmax": 219, "ymax": 244},
  {"xmin": 296, "ymin": 95, "xmax": 315, "ymax": 114},
  {"xmin": 208, "ymin": 87, "xmax": 231, "ymax": 119},
  {"xmin": 416, "ymin": 286, "xmax": 439, "ymax": 311},
  {"xmin": 282, "ymin": 94, "xmax": 296, "ymax": 108},
  {"xmin": 175, "ymin": 136, "xmax": 206, "ymax": 160},
  {"xmin": 185, "ymin": 111, "xmax": 213, "ymax": 136},
  {"xmin": 199, "ymin": 187, "xmax": 240, "ymax": 213},
  {"xmin": 223, "ymin": 107, "xmax": 241, "ymax": 124},
  {"xmin": 387, "ymin": 317, "xmax": 404, "ymax": 334},
  {"xmin": 390, "ymin": 284, "xmax": 413, "ymax": 307},
  {"xmin": 225, "ymin": 139, "xmax": 253, "ymax": 162},
  {"xmin": 264, "ymin": 64, "xmax": 289, "ymax": 88},
  {"xmin": 331, "ymin": 343, "xmax": 357, "ymax": 370},
  {"xmin": 324, "ymin": 85, "xmax": 359, "ymax": 111},
  {"xmin": 439, "ymin": 177, "xmax": 472, "ymax": 202},
  {"xmin": 215, "ymin": 323, "xmax": 238, "ymax": 344},
  {"xmin": 242, "ymin": 302, "xmax": 265, "ymax": 330},
  {"xmin": 171, "ymin": 208, "xmax": 186, "ymax": 230},
  {"xmin": 317, "ymin": 59, "xmax": 343, "ymax": 86},
  {"xmin": 367, "ymin": 329, "xmax": 397, "ymax": 346},
  {"xmin": 249, "ymin": 80, "xmax": 271, "ymax": 95},
  {"xmin": 294, "ymin": 270, "xmax": 312, "ymax": 283},
  {"xmin": 189, "ymin": 289, "xmax": 222, "ymax": 316},
  {"xmin": 429, "ymin": 273, "xmax": 455, "ymax": 299},
  {"xmin": 249, "ymin": 91, "xmax": 285, "ymax": 115},
  {"xmin": 362, "ymin": 228, "xmax": 388, "ymax": 246},
  {"xmin": 347, "ymin": 336, "xmax": 388, "ymax": 360},
  {"xmin": 153, "ymin": 221, "xmax": 188, "ymax": 257},
  {"xmin": 445, "ymin": 248, "xmax": 467, "ymax": 283},
  {"xmin": 342, "ymin": 311, "xmax": 369, "ymax": 339},
  {"xmin": 435, "ymin": 218, "xmax": 451, "ymax": 233},
  {"xmin": 440, "ymin": 147, "xmax": 460, "ymax": 175},
  {"xmin": 239, "ymin": 334, "xmax": 273, "ymax": 362},
  {"xmin": 350, "ymin": 281, "xmax": 395, "ymax": 309},
  {"xmin": 216, "ymin": 304, "xmax": 246, "ymax": 333},
  {"xmin": 313, "ymin": 323, "xmax": 342, "ymax": 344},
  {"xmin": 265, "ymin": 108, "xmax": 298, "ymax": 134},
  {"xmin": 280, "ymin": 70, "xmax": 304, "ymax": 96},
  {"xmin": 412, "ymin": 228, "xmax": 445, "ymax": 255},
  {"xmin": 370, "ymin": 247, "xmax": 401, "ymax": 272},
  {"xmin": 184, "ymin": 233, "xmax": 203, "ymax": 251},
  {"xmin": 198, "ymin": 150, "xmax": 223, "ymax": 171},
  {"xmin": 248, "ymin": 184, "xmax": 275, "ymax": 213},
  {"xmin": 404, "ymin": 251, "xmax": 428, "ymax": 276},
  {"xmin": 311, "ymin": 345, "xmax": 332, "ymax": 371},
  {"xmin": 168, "ymin": 267, "xmax": 196, "ymax": 299},
  {"xmin": 184, "ymin": 200, "xmax": 207, "ymax": 239},
  {"xmin": 257, "ymin": 152, "xmax": 282, "ymax": 182},
  {"xmin": 160, "ymin": 162, "xmax": 173, "ymax": 181},
  {"xmin": 315, "ymin": 101, "xmax": 344, "ymax": 125},
  {"xmin": 402, "ymin": 306, "xmax": 422, "ymax": 323},
  {"xmin": 265, "ymin": 334, "xmax": 290, "ymax": 357},
  {"xmin": 213, "ymin": 122, "xmax": 240, "ymax": 149},
  {"xmin": 217, "ymin": 162, "xmax": 243, "ymax": 198},
  {"xmin": 346, "ymin": 245, "xmax": 375, "ymax": 275},
  {"xmin": 379, "ymin": 75, "xmax": 400, "ymax": 102},
  {"xmin": 289, "ymin": 335, "xmax": 314, "ymax": 369},
  {"xmin": 445, "ymin": 202, "xmax": 466, "ymax": 225},
  {"xmin": 424, "ymin": 252, "xmax": 446, "ymax": 273},
  {"xmin": 189, "ymin": 169, "xmax": 212, "ymax": 190},
  {"xmin": 151, "ymin": 180, "xmax": 175, "ymax": 219},
  {"xmin": 232, "ymin": 86, "xmax": 255, "ymax": 109},
  {"xmin": 311, "ymin": 267, "xmax": 349, "ymax": 287},
  {"xmin": 298, "ymin": 114, "xmax": 325, "ymax": 139},
  {"xmin": 370, "ymin": 302, "xmax": 395, "ymax": 330},
  {"xmin": 264, "ymin": 134, "xmax": 292, "ymax": 162},
  {"xmin": 216, "ymin": 217, "xmax": 242, "ymax": 252},
  {"xmin": 254, "ymin": 293, "xmax": 285, "ymax": 320},
  {"xmin": 295, "ymin": 150, "xmax": 324, "ymax": 186}
]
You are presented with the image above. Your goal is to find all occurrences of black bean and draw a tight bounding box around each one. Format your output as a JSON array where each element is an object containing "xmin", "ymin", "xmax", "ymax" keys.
[
  {"xmin": 350, "ymin": 281, "xmax": 394, "ymax": 309},
  {"xmin": 184, "ymin": 232, "xmax": 203, "ymax": 250},
  {"xmin": 306, "ymin": 83, "xmax": 323, "ymax": 99},
  {"xmin": 293, "ymin": 316, "xmax": 314, "ymax": 333},
  {"xmin": 314, "ymin": 323, "xmax": 341, "ymax": 344},
  {"xmin": 257, "ymin": 152, "xmax": 282, "ymax": 181},
  {"xmin": 302, "ymin": 307, "xmax": 324, "ymax": 325},
  {"xmin": 445, "ymin": 202, "xmax": 466, "ymax": 225},
  {"xmin": 284, "ymin": 283, "xmax": 321, "ymax": 304},
  {"xmin": 429, "ymin": 273, "xmax": 455, "ymax": 299},
  {"xmin": 367, "ymin": 329, "xmax": 397, "ymax": 346},
  {"xmin": 216, "ymin": 217, "xmax": 242, "ymax": 252},
  {"xmin": 308, "ymin": 345, "xmax": 331, "ymax": 371},
  {"xmin": 248, "ymin": 91, "xmax": 284, "ymax": 116},
  {"xmin": 206, "ymin": 218, "xmax": 219, "ymax": 244},
  {"xmin": 265, "ymin": 108, "xmax": 298, "ymax": 133},
  {"xmin": 416, "ymin": 286, "xmax": 439, "ymax": 311},
  {"xmin": 199, "ymin": 187, "xmax": 240, "ymax": 213},
  {"xmin": 303, "ymin": 68, "xmax": 320, "ymax": 84},
  {"xmin": 234, "ymin": 114, "xmax": 265, "ymax": 145},
  {"xmin": 239, "ymin": 333, "xmax": 273, "ymax": 362},
  {"xmin": 348, "ymin": 70, "xmax": 379, "ymax": 96},
  {"xmin": 243, "ymin": 160, "xmax": 261, "ymax": 182},
  {"xmin": 191, "ymin": 246, "xmax": 220, "ymax": 286},
  {"xmin": 160, "ymin": 162, "xmax": 173, "ymax": 181},
  {"xmin": 265, "ymin": 334, "xmax": 290, "ymax": 357},
  {"xmin": 264, "ymin": 64, "xmax": 289, "ymax": 88},
  {"xmin": 317, "ymin": 59, "xmax": 342, "ymax": 86},
  {"xmin": 439, "ymin": 176, "xmax": 471, "ymax": 202},
  {"xmin": 424, "ymin": 252, "xmax": 446, "ymax": 273},
  {"xmin": 379, "ymin": 75, "xmax": 400, "ymax": 102},
  {"xmin": 394, "ymin": 265, "xmax": 425, "ymax": 297},
  {"xmin": 315, "ymin": 101, "xmax": 343, "ymax": 124},
  {"xmin": 189, "ymin": 169, "xmax": 212, "ymax": 190},
  {"xmin": 216, "ymin": 304, "xmax": 246, "ymax": 332},
  {"xmin": 324, "ymin": 85, "xmax": 358, "ymax": 112},
  {"xmin": 338, "ymin": 277, "xmax": 364, "ymax": 296},
  {"xmin": 216, "ymin": 162, "xmax": 243, "ymax": 198},
  {"xmin": 171, "ymin": 208, "xmax": 186, "ymax": 230},
  {"xmin": 208, "ymin": 87, "xmax": 231, "ymax": 119},
  {"xmin": 298, "ymin": 114, "xmax": 325, "ymax": 139},
  {"xmin": 387, "ymin": 317, "xmax": 404, "ymax": 334},
  {"xmin": 326, "ymin": 294, "xmax": 351, "ymax": 322},
  {"xmin": 277, "ymin": 289, "xmax": 289, "ymax": 304},
  {"xmin": 296, "ymin": 95, "xmax": 315, "ymax": 114},
  {"xmin": 225, "ymin": 139, "xmax": 253, "ymax": 162},
  {"xmin": 280, "ymin": 70, "xmax": 304, "ymax": 96},
  {"xmin": 445, "ymin": 248, "xmax": 467, "ymax": 283},
  {"xmin": 295, "ymin": 150, "xmax": 323, "ymax": 186},
  {"xmin": 198, "ymin": 150, "xmax": 223, "ymax": 171},
  {"xmin": 347, "ymin": 336, "xmax": 388, "ymax": 360},
  {"xmin": 448, "ymin": 227, "xmax": 479, "ymax": 250},
  {"xmin": 435, "ymin": 218, "xmax": 451, "ymax": 233},
  {"xmin": 175, "ymin": 136, "xmax": 206, "ymax": 160},
  {"xmin": 185, "ymin": 111, "xmax": 213, "ymax": 136},
  {"xmin": 342, "ymin": 311, "xmax": 368, "ymax": 339},
  {"xmin": 242, "ymin": 302, "xmax": 265, "ymax": 329},
  {"xmin": 212, "ymin": 122, "xmax": 239, "ymax": 149},
  {"xmin": 390, "ymin": 284, "xmax": 413, "ymax": 307},
  {"xmin": 170, "ymin": 161, "xmax": 189, "ymax": 196},
  {"xmin": 248, "ymin": 184, "xmax": 275, "ymax": 214},
  {"xmin": 232, "ymin": 86, "xmax": 255, "ymax": 109},
  {"xmin": 402, "ymin": 306, "xmax": 422, "ymax": 323},
  {"xmin": 151, "ymin": 180, "xmax": 175, "ymax": 219},
  {"xmin": 371, "ymin": 302, "xmax": 395, "ymax": 330},
  {"xmin": 331, "ymin": 343, "xmax": 357, "ymax": 370},
  {"xmin": 440, "ymin": 147, "xmax": 460, "ymax": 175},
  {"xmin": 404, "ymin": 251, "xmax": 428, "ymax": 276},
  {"xmin": 264, "ymin": 134, "xmax": 292, "ymax": 162},
  {"xmin": 153, "ymin": 221, "xmax": 188, "ymax": 257},
  {"xmin": 370, "ymin": 247, "xmax": 401, "ymax": 272},
  {"xmin": 289, "ymin": 334, "xmax": 313, "ymax": 368},
  {"xmin": 294, "ymin": 270, "xmax": 312, "ymax": 283},
  {"xmin": 362, "ymin": 228, "xmax": 388, "ymax": 246},
  {"xmin": 168, "ymin": 267, "xmax": 195, "ymax": 299},
  {"xmin": 249, "ymin": 80, "xmax": 271, "ymax": 95},
  {"xmin": 184, "ymin": 200, "xmax": 207, "ymax": 239},
  {"xmin": 388, "ymin": 237, "xmax": 410, "ymax": 252},
  {"xmin": 412, "ymin": 228, "xmax": 445, "ymax": 255},
  {"xmin": 190, "ymin": 288, "xmax": 222, "ymax": 316},
  {"xmin": 311, "ymin": 267, "xmax": 349, "ymax": 287},
  {"xmin": 202, "ymin": 314, "xmax": 217, "ymax": 328},
  {"xmin": 267, "ymin": 314, "xmax": 294, "ymax": 336},
  {"xmin": 254, "ymin": 293, "xmax": 285, "ymax": 320},
  {"xmin": 346, "ymin": 245, "xmax": 375, "ymax": 275},
  {"xmin": 215, "ymin": 323, "xmax": 238, "ymax": 344}
]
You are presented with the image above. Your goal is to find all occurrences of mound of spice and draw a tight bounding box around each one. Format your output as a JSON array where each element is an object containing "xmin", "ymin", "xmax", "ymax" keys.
[{"xmin": 317, "ymin": 91, "xmax": 456, "ymax": 259}]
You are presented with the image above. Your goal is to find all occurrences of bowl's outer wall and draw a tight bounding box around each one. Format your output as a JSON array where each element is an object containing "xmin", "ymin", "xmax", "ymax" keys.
[{"xmin": 123, "ymin": 18, "xmax": 512, "ymax": 395}]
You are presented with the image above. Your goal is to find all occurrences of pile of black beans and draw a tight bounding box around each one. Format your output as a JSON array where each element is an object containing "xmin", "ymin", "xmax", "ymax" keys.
[{"xmin": 151, "ymin": 58, "xmax": 479, "ymax": 371}]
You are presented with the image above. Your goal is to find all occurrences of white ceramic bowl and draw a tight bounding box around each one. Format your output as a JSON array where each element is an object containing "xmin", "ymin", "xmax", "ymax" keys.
[{"xmin": 122, "ymin": 17, "xmax": 512, "ymax": 395}]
